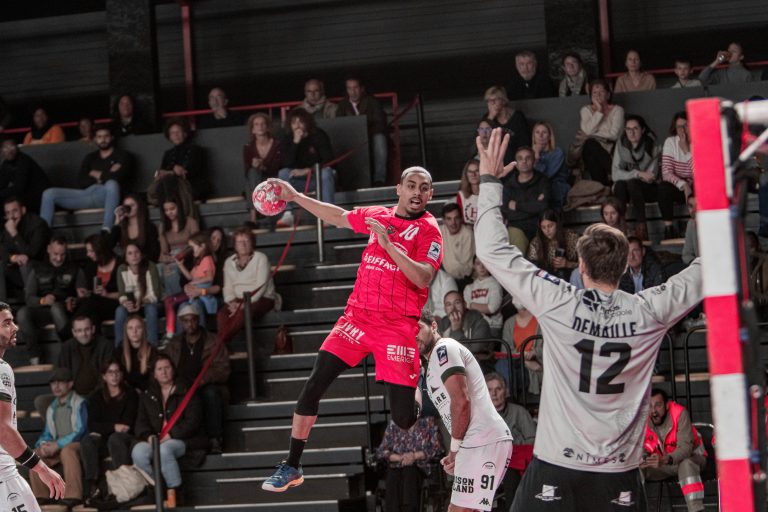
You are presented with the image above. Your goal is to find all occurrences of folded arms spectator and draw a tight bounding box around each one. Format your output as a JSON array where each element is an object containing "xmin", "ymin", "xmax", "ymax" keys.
[{"xmin": 501, "ymin": 146, "xmax": 551, "ymax": 246}]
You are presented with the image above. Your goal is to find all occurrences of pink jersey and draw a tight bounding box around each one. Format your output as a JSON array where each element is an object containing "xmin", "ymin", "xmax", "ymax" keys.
[{"xmin": 346, "ymin": 206, "xmax": 443, "ymax": 317}]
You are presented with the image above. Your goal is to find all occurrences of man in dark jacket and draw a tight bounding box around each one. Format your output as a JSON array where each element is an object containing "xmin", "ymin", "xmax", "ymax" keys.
[
  {"xmin": 619, "ymin": 237, "xmax": 665, "ymax": 294},
  {"xmin": 508, "ymin": 50, "xmax": 555, "ymax": 100},
  {"xmin": 58, "ymin": 315, "xmax": 114, "ymax": 396},
  {"xmin": 502, "ymin": 146, "xmax": 551, "ymax": 241},
  {"xmin": 0, "ymin": 197, "xmax": 51, "ymax": 301},
  {"xmin": 0, "ymin": 138, "xmax": 51, "ymax": 214},
  {"xmin": 437, "ymin": 290, "xmax": 494, "ymax": 372}
]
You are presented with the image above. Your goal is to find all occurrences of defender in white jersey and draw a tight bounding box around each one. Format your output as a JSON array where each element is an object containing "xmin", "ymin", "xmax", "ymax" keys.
[
  {"xmin": 474, "ymin": 129, "xmax": 703, "ymax": 511},
  {"xmin": 0, "ymin": 303, "xmax": 65, "ymax": 511},
  {"xmin": 417, "ymin": 312, "xmax": 512, "ymax": 512}
]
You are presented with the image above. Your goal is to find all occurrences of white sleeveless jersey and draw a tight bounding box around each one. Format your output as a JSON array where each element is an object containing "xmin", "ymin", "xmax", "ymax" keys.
[
  {"xmin": 425, "ymin": 337, "xmax": 512, "ymax": 448},
  {"xmin": 0, "ymin": 359, "xmax": 18, "ymax": 478},
  {"xmin": 475, "ymin": 181, "xmax": 703, "ymax": 472}
]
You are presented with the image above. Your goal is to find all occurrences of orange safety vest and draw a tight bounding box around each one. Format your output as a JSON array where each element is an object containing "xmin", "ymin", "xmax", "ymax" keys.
[{"xmin": 644, "ymin": 401, "xmax": 704, "ymax": 457}]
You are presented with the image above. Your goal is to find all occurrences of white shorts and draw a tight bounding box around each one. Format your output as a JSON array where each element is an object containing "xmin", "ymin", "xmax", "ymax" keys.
[
  {"xmin": 451, "ymin": 439, "xmax": 513, "ymax": 511},
  {"xmin": 0, "ymin": 471, "xmax": 41, "ymax": 512}
]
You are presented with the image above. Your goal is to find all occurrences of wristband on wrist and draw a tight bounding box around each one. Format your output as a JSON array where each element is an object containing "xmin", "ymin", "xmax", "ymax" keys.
[
  {"xmin": 450, "ymin": 437, "xmax": 462, "ymax": 452},
  {"xmin": 16, "ymin": 446, "xmax": 40, "ymax": 469}
]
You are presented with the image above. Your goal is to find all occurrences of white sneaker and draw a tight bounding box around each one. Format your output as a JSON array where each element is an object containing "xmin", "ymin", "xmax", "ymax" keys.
[
  {"xmin": 29, "ymin": 357, "xmax": 40, "ymax": 366},
  {"xmin": 277, "ymin": 211, "xmax": 294, "ymax": 228}
]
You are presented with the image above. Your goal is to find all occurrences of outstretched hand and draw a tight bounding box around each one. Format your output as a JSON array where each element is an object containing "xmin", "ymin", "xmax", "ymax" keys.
[
  {"xmin": 475, "ymin": 128, "xmax": 516, "ymax": 178},
  {"xmin": 33, "ymin": 462, "xmax": 66, "ymax": 499},
  {"xmin": 266, "ymin": 178, "xmax": 299, "ymax": 202}
]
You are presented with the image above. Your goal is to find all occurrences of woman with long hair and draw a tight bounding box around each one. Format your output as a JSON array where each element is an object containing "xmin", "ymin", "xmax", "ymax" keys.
[
  {"xmin": 110, "ymin": 193, "xmax": 160, "ymax": 262},
  {"xmin": 119, "ymin": 315, "xmax": 157, "ymax": 391},
  {"xmin": 158, "ymin": 196, "xmax": 200, "ymax": 295},
  {"xmin": 601, "ymin": 196, "xmax": 629, "ymax": 235},
  {"xmin": 456, "ymin": 159, "xmax": 480, "ymax": 225},
  {"xmin": 244, "ymin": 113, "xmax": 284, "ymax": 224},
  {"xmin": 526, "ymin": 210, "xmax": 579, "ymax": 279},
  {"xmin": 659, "ymin": 111, "xmax": 694, "ymax": 239},
  {"xmin": 74, "ymin": 233, "xmax": 121, "ymax": 325},
  {"xmin": 115, "ymin": 242, "xmax": 163, "ymax": 346},
  {"xmin": 532, "ymin": 121, "xmax": 569, "ymax": 210}
]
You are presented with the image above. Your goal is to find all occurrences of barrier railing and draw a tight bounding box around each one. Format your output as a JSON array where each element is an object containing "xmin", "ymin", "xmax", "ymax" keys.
[
  {"xmin": 604, "ymin": 60, "xmax": 768, "ymax": 79},
  {"xmin": 460, "ymin": 337, "xmax": 517, "ymax": 399}
]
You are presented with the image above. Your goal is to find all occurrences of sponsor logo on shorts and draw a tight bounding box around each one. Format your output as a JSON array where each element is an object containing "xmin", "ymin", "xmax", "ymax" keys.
[
  {"xmin": 427, "ymin": 241, "xmax": 441, "ymax": 262},
  {"xmin": 535, "ymin": 269, "xmax": 560, "ymax": 285},
  {"xmin": 479, "ymin": 497, "xmax": 491, "ymax": 506},
  {"xmin": 482, "ymin": 461, "xmax": 495, "ymax": 471},
  {"xmin": 611, "ymin": 491, "xmax": 635, "ymax": 507},
  {"xmin": 535, "ymin": 485, "xmax": 562, "ymax": 502},
  {"xmin": 436, "ymin": 345, "xmax": 448, "ymax": 366},
  {"xmin": 334, "ymin": 321, "xmax": 365, "ymax": 344},
  {"xmin": 386, "ymin": 345, "xmax": 416, "ymax": 364},
  {"xmin": 452, "ymin": 476, "xmax": 474, "ymax": 493}
]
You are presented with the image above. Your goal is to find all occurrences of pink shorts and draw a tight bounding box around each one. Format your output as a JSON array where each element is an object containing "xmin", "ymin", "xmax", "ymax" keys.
[{"xmin": 321, "ymin": 306, "xmax": 421, "ymax": 388}]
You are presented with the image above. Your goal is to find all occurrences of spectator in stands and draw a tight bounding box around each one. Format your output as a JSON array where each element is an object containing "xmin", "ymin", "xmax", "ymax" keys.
[
  {"xmin": 73, "ymin": 233, "xmax": 120, "ymax": 327},
  {"xmin": 474, "ymin": 117, "xmax": 493, "ymax": 155},
  {"xmin": 526, "ymin": 209, "xmax": 579, "ymax": 280},
  {"xmin": 508, "ymin": 50, "xmax": 555, "ymax": 100},
  {"xmin": 456, "ymin": 159, "xmax": 479, "ymax": 225},
  {"xmin": 682, "ymin": 193, "xmax": 699, "ymax": 265},
  {"xmin": 439, "ymin": 203, "xmax": 474, "ymax": 288},
  {"xmin": 463, "ymin": 257, "xmax": 503, "ymax": 337},
  {"xmin": 57, "ymin": 314, "xmax": 114, "ymax": 407},
  {"xmin": 110, "ymin": 193, "xmax": 161, "ymax": 262},
  {"xmin": 642, "ymin": 388, "xmax": 707, "ymax": 512},
  {"xmin": 0, "ymin": 138, "xmax": 51, "ymax": 214},
  {"xmin": 375, "ymin": 415, "xmax": 443, "ymax": 512},
  {"xmin": 532, "ymin": 121, "xmax": 569, "ymax": 210},
  {"xmin": 299, "ymin": 79, "xmax": 338, "ymax": 120},
  {"xmin": 483, "ymin": 86, "xmax": 530, "ymax": 165},
  {"xmin": 243, "ymin": 113, "xmax": 284, "ymax": 225},
  {"xmin": 502, "ymin": 146, "xmax": 551, "ymax": 247},
  {"xmin": 23, "ymin": 107, "xmax": 65, "ymax": 145},
  {"xmin": 0, "ymin": 197, "xmax": 50, "ymax": 301},
  {"xmin": 614, "ymin": 50, "xmax": 656, "ymax": 93},
  {"xmin": 578, "ymin": 79, "xmax": 625, "ymax": 185},
  {"xmin": 501, "ymin": 298, "xmax": 543, "ymax": 395},
  {"xmin": 424, "ymin": 267, "xmax": 457, "ymax": 324},
  {"xmin": 81, "ymin": 359, "xmax": 139, "ymax": 505},
  {"xmin": 30, "ymin": 367, "xmax": 87, "ymax": 507},
  {"xmin": 78, "ymin": 117, "xmax": 95, "ymax": 142},
  {"xmin": 118, "ymin": 314, "xmax": 157, "ymax": 391},
  {"xmin": 110, "ymin": 94, "xmax": 150, "ymax": 136},
  {"xmin": 158, "ymin": 196, "xmax": 200, "ymax": 296},
  {"xmin": 132, "ymin": 354, "xmax": 205, "ymax": 504},
  {"xmin": 18, "ymin": 236, "xmax": 83, "ymax": 365},
  {"xmin": 197, "ymin": 87, "xmax": 245, "ymax": 129},
  {"xmin": 182, "ymin": 227, "xmax": 226, "ymax": 308},
  {"xmin": 659, "ymin": 111, "xmax": 694, "ymax": 239},
  {"xmin": 619, "ymin": 237, "xmax": 665, "ymax": 294},
  {"xmin": 612, "ymin": 114, "xmax": 660, "ymax": 240},
  {"xmin": 671, "ymin": 58, "xmax": 702, "ymax": 88},
  {"xmin": 115, "ymin": 242, "xmax": 163, "ymax": 347},
  {"xmin": 217, "ymin": 227, "xmax": 277, "ymax": 347},
  {"xmin": 40, "ymin": 123, "xmax": 134, "ymax": 232},
  {"xmin": 559, "ymin": 52, "xmax": 589, "ymax": 97},
  {"xmin": 163, "ymin": 303, "xmax": 230, "ymax": 454},
  {"xmin": 336, "ymin": 77, "xmax": 388, "ymax": 186},
  {"xmin": 438, "ymin": 290, "xmax": 493, "ymax": 370},
  {"xmin": 699, "ymin": 42, "xmax": 753, "ymax": 85},
  {"xmin": 277, "ymin": 108, "xmax": 336, "ymax": 227},
  {"xmin": 148, "ymin": 117, "xmax": 208, "ymax": 213},
  {"xmin": 600, "ymin": 195, "xmax": 629, "ymax": 235}
]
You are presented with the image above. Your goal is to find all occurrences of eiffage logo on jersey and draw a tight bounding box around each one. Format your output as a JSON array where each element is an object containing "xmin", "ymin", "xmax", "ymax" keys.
[{"xmin": 386, "ymin": 345, "xmax": 416, "ymax": 363}]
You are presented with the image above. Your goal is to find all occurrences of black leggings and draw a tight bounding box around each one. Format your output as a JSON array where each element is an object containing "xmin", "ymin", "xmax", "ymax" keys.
[
  {"xmin": 613, "ymin": 179, "xmax": 657, "ymax": 222},
  {"xmin": 296, "ymin": 350, "xmax": 419, "ymax": 429}
]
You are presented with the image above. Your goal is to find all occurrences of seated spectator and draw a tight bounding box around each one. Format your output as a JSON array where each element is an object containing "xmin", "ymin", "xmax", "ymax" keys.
[
  {"xmin": 40, "ymin": 124, "xmax": 134, "ymax": 232},
  {"xmin": 118, "ymin": 315, "xmax": 158, "ymax": 391},
  {"xmin": 73, "ymin": 233, "xmax": 120, "ymax": 326},
  {"xmin": 614, "ymin": 50, "xmax": 656, "ymax": 93},
  {"xmin": 483, "ymin": 86, "xmax": 530, "ymax": 164},
  {"xmin": 30, "ymin": 368, "xmax": 87, "ymax": 507},
  {"xmin": 163, "ymin": 233, "xmax": 217, "ymax": 339},
  {"xmin": 375, "ymin": 416, "xmax": 443, "ymax": 512},
  {"xmin": 115, "ymin": 242, "xmax": 163, "ymax": 347},
  {"xmin": 699, "ymin": 42, "xmax": 753, "ymax": 85},
  {"xmin": 671, "ymin": 58, "xmax": 702, "ymax": 88},
  {"xmin": 148, "ymin": 117, "xmax": 208, "ymax": 214},
  {"xmin": 577, "ymin": 79, "xmax": 625, "ymax": 185},
  {"xmin": 526, "ymin": 210, "xmax": 579, "ymax": 280},
  {"xmin": 299, "ymin": 79, "xmax": 338, "ymax": 120},
  {"xmin": 277, "ymin": 108, "xmax": 336, "ymax": 227},
  {"xmin": 463, "ymin": 257, "xmax": 503, "ymax": 337},
  {"xmin": 502, "ymin": 146, "xmax": 551, "ymax": 246},
  {"xmin": 243, "ymin": 113, "xmax": 284, "ymax": 225},
  {"xmin": 424, "ymin": 267, "xmax": 457, "ymax": 324},
  {"xmin": 0, "ymin": 197, "xmax": 50, "ymax": 301},
  {"xmin": 18, "ymin": 237, "xmax": 83, "ymax": 364},
  {"xmin": 163, "ymin": 303, "xmax": 230, "ymax": 454},
  {"xmin": 132, "ymin": 354, "xmax": 205, "ymax": 503},
  {"xmin": 439, "ymin": 203, "xmax": 474, "ymax": 288},
  {"xmin": 641, "ymin": 388, "xmax": 707, "ymax": 512},
  {"xmin": 110, "ymin": 94, "xmax": 150, "ymax": 136},
  {"xmin": 217, "ymin": 227, "xmax": 277, "ymax": 348},
  {"xmin": 659, "ymin": 111, "xmax": 694, "ymax": 239},
  {"xmin": 158, "ymin": 196, "xmax": 200, "ymax": 296},
  {"xmin": 183, "ymin": 227, "xmax": 227, "ymax": 306},
  {"xmin": 508, "ymin": 50, "xmax": 555, "ymax": 99},
  {"xmin": 438, "ymin": 291, "xmax": 492, "ymax": 369},
  {"xmin": 336, "ymin": 77, "xmax": 387, "ymax": 186},
  {"xmin": 456, "ymin": 159, "xmax": 479, "ymax": 225},
  {"xmin": 81, "ymin": 359, "xmax": 139, "ymax": 504},
  {"xmin": 559, "ymin": 52, "xmax": 589, "ymax": 97},
  {"xmin": 501, "ymin": 299, "xmax": 543, "ymax": 395},
  {"xmin": 196, "ymin": 87, "xmax": 245, "ymax": 129},
  {"xmin": 473, "ymin": 117, "xmax": 493, "ymax": 157},
  {"xmin": 57, "ymin": 315, "xmax": 114, "ymax": 398},
  {"xmin": 0, "ymin": 138, "xmax": 51, "ymax": 213},
  {"xmin": 110, "ymin": 193, "xmax": 161, "ymax": 262},
  {"xmin": 23, "ymin": 107, "xmax": 65, "ymax": 145},
  {"xmin": 601, "ymin": 195, "xmax": 629, "ymax": 235},
  {"xmin": 682, "ymin": 194, "xmax": 699, "ymax": 265},
  {"xmin": 78, "ymin": 117, "xmax": 95, "ymax": 142},
  {"xmin": 619, "ymin": 237, "xmax": 665, "ymax": 294},
  {"xmin": 532, "ymin": 121, "xmax": 569, "ymax": 210},
  {"xmin": 612, "ymin": 114, "xmax": 659, "ymax": 240}
]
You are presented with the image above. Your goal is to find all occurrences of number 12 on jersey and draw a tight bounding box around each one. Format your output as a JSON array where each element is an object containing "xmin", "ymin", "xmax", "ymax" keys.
[{"xmin": 575, "ymin": 339, "xmax": 631, "ymax": 394}]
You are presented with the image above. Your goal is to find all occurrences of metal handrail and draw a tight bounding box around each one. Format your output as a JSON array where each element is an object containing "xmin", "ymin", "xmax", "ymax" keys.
[
  {"xmin": 683, "ymin": 325, "xmax": 707, "ymax": 419},
  {"xmin": 519, "ymin": 335, "xmax": 543, "ymax": 408},
  {"xmin": 459, "ymin": 337, "xmax": 517, "ymax": 400},
  {"xmin": 604, "ymin": 59, "xmax": 768, "ymax": 79},
  {"xmin": 663, "ymin": 333, "xmax": 676, "ymax": 402}
]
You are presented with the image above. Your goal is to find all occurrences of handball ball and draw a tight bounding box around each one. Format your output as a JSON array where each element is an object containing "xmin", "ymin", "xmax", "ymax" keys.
[{"xmin": 252, "ymin": 181, "xmax": 287, "ymax": 216}]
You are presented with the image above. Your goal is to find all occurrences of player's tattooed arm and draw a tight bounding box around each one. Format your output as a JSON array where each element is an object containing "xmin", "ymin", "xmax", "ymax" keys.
[
  {"xmin": 366, "ymin": 218, "xmax": 435, "ymax": 288},
  {"xmin": 267, "ymin": 178, "xmax": 352, "ymax": 229}
]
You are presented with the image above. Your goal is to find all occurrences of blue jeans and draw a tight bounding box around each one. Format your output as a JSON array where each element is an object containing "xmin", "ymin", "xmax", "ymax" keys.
[
  {"xmin": 372, "ymin": 133, "xmax": 388, "ymax": 184},
  {"xmin": 132, "ymin": 438, "xmax": 186, "ymax": 488},
  {"xmin": 278, "ymin": 167, "xmax": 335, "ymax": 210},
  {"xmin": 114, "ymin": 302, "xmax": 159, "ymax": 347},
  {"xmin": 40, "ymin": 180, "xmax": 121, "ymax": 230}
]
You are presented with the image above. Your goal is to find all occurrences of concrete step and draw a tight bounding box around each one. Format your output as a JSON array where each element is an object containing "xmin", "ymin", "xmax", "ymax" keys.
[
  {"xmin": 242, "ymin": 420, "xmax": 371, "ymax": 451},
  {"xmin": 226, "ymin": 396, "xmax": 387, "ymax": 421},
  {"xmin": 267, "ymin": 373, "xmax": 381, "ymax": 402},
  {"xmin": 194, "ymin": 446, "xmax": 364, "ymax": 472}
]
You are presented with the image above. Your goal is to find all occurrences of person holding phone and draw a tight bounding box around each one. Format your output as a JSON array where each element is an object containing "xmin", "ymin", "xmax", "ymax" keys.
[
  {"xmin": 526, "ymin": 210, "xmax": 579, "ymax": 280},
  {"xmin": 115, "ymin": 243, "xmax": 163, "ymax": 347}
]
